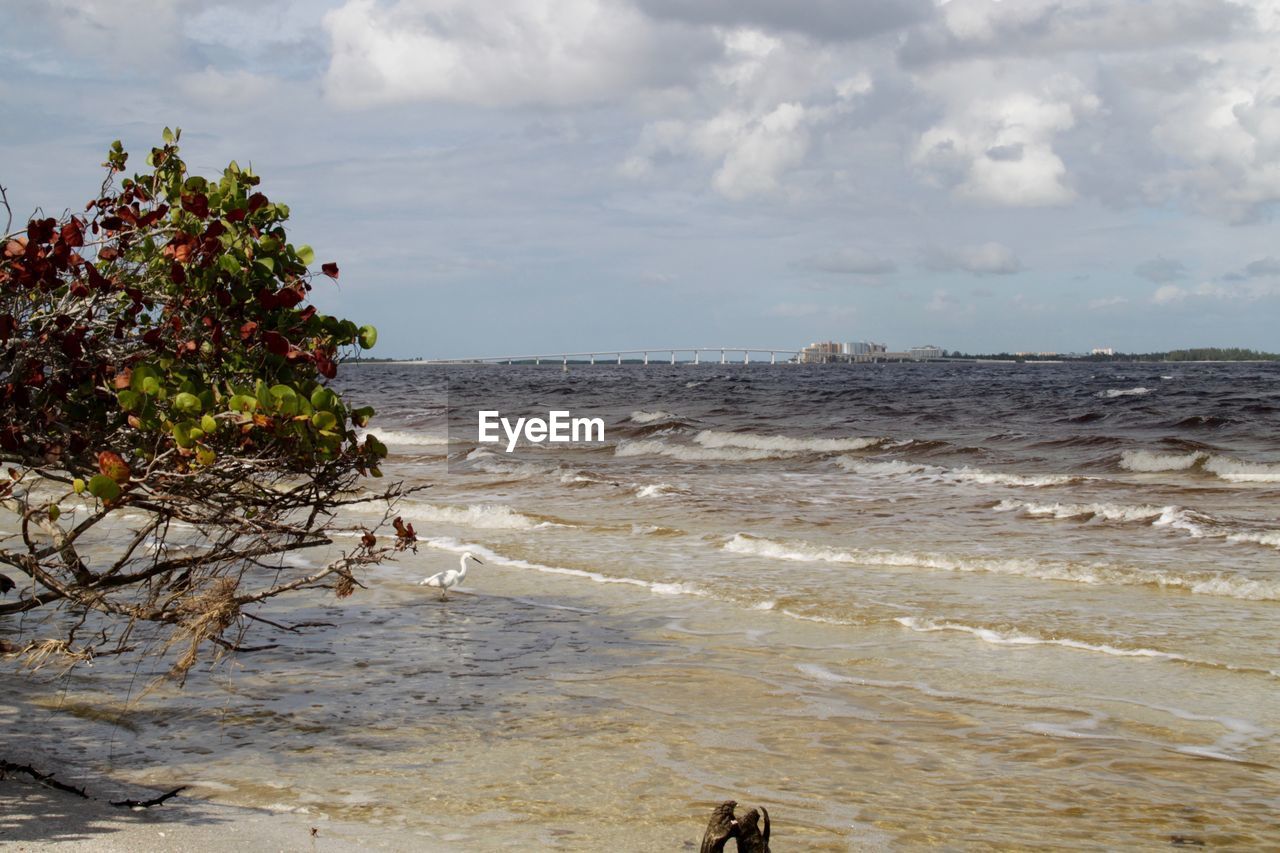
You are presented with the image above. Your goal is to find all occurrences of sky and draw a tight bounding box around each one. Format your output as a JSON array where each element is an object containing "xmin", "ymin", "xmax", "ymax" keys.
[{"xmin": 2, "ymin": 0, "xmax": 1280, "ymax": 358}]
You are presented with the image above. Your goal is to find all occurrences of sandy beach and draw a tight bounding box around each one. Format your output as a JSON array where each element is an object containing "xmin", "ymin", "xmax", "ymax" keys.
[{"xmin": 0, "ymin": 777, "xmax": 406, "ymax": 852}]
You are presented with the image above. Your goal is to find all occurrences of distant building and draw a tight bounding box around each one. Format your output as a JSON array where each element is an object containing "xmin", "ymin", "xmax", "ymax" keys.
[
  {"xmin": 842, "ymin": 341, "xmax": 885, "ymax": 356},
  {"xmin": 800, "ymin": 341, "xmax": 844, "ymax": 364},
  {"xmin": 909, "ymin": 345, "xmax": 944, "ymax": 360},
  {"xmin": 1092, "ymin": 347, "xmax": 1115, "ymax": 356}
]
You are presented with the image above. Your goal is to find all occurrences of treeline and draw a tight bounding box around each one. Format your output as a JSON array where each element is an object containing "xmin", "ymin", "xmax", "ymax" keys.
[
  {"xmin": 1141, "ymin": 348, "xmax": 1280, "ymax": 362},
  {"xmin": 945, "ymin": 348, "xmax": 1279, "ymax": 362}
]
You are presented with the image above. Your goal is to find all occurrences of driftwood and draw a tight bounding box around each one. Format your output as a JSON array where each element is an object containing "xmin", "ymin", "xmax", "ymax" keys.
[{"xmin": 700, "ymin": 800, "xmax": 771, "ymax": 852}]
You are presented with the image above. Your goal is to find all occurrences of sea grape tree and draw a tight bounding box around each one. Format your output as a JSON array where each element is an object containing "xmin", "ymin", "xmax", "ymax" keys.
[{"xmin": 0, "ymin": 130, "xmax": 413, "ymax": 681}]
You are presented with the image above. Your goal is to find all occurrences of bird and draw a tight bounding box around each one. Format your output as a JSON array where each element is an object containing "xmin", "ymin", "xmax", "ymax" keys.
[{"xmin": 419, "ymin": 552, "xmax": 482, "ymax": 600}]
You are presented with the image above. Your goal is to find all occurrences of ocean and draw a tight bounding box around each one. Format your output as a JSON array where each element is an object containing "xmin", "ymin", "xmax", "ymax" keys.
[{"xmin": 7, "ymin": 362, "xmax": 1279, "ymax": 848}]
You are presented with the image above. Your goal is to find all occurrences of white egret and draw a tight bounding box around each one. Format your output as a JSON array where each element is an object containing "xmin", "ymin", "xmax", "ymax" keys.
[{"xmin": 419, "ymin": 552, "xmax": 482, "ymax": 600}]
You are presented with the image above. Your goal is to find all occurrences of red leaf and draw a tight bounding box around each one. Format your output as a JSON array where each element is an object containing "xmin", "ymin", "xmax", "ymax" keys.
[
  {"xmin": 97, "ymin": 451, "xmax": 132, "ymax": 484},
  {"xmin": 262, "ymin": 331, "xmax": 289, "ymax": 356},
  {"xmin": 321, "ymin": 262, "xmax": 339, "ymax": 280},
  {"xmin": 60, "ymin": 219, "xmax": 84, "ymax": 248},
  {"xmin": 239, "ymin": 321, "xmax": 258, "ymax": 341},
  {"xmin": 248, "ymin": 192, "xmax": 268, "ymax": 213},
  {"xmin": 181, "ymin": 192, "xmax": 209, "ymax": 219}
]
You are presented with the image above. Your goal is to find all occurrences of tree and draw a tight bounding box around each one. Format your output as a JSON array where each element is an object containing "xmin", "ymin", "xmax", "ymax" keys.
[{"xmin": 0, "ymin": 130, "xmax": 415, "ymax": 683}]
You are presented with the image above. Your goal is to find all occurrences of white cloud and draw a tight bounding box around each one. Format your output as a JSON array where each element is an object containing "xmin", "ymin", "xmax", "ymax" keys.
[
  {"xmin": 322, "ymin": 0, "xmax": 715, "ymax": 107},
  {"xmin": 925, "ymin": 242, "xmax": 1022, "ymax": 275},
  {"xmin": 912, "ymin": 73, "xmax": 1097, "ymax": 206},
  {"xmin": 800, "ymin": 247, "xmax": 896, "ymax": 276},
  {"xmin": 1088, "ymin": 295, "xmax": 1130, "ymax": 310},
  {"xmin": 1152, "ymin": 280, "xmax": 1280, "ymax": 304}
]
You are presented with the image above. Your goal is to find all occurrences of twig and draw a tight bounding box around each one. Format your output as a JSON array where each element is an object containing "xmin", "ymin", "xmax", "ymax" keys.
[
  {"xmin": 0, "ymin": 183, "xmax": 11, "ymax": 235},
  {"xmin": 0, "ymin": 759, "xmax": 89, "ymax": 798},
  {"xmin": 110, "ymin": 785, "xmax": 187, "ymax": 808}
]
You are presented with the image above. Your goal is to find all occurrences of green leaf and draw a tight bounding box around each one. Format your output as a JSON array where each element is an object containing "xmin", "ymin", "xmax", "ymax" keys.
[
  {"xmin": 72, "ymin": 478, "xmax": 85, "ymax": 495},
  {"xmin": 255, "ymin": 257, "xmax": 275, "ymax": 273},
  {"xmin": 296, "ymin": 245, "xmax": 315, "ymax": 266},
  {"xmin": 228, "ymin": 394, "xmax": 257, "ymax": 413},
  {"xmin": 351, "ymin": 406, "xmax": 375, "ymax": 428},
  {"xmin": 142, "ymin": 376, "xmax": 161, "ymax": 396},
  {"xmin": 310, "ymin": 387, "xmax": 336, "ymax": 411},
  {"xmin": 117, "ymin": 389, "xmax": 142, "ymax": 412},
  {"xmin": 312, "ymin": 411, "xmax": 337, "ymax": 431},
  {"xmin": 358, "ymin": 325, "xmax": 378, "ymax": 349},
  {"xmin": 162, "ymin": 127, "xmax": 175, "ymax": 144},
  {"xmin": 218, "ymin": 254, "xmax": 240, "ymax": 274},
  {"xmin": 173, "ymin": 392, "xmax": 202, "ymax": 415},
  {"xmin": 201, "ymin": 414, "xmax": 218, "ymax": 433},
  {"xmin": 87, "ymin": 475, "xmax": 122, "ymax": 502},
  {"xmin": 48, "ymin": 505, "xmax": 60, "ymax": 522}
]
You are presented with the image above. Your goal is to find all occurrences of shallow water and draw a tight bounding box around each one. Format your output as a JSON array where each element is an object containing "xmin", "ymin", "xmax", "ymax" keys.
[{"xmin": 5, "ymin": 363, "xmax": 1280, "ymax": 848}]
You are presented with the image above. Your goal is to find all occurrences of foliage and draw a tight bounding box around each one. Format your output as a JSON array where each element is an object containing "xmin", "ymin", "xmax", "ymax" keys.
[{"xmin": 0, "ymin": 130, "xmax": 414, "ymax": 682}]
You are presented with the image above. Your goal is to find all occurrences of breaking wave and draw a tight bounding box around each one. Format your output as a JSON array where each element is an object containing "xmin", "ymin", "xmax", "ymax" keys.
[
  {"xmin": 1097, "ymin": 387, "xmax": 1152, "ymax": 398},
  {"xmin": 403, "ymin": 502, "xmax": 566, "ymax": 531},
  {"xmin": 629, "ymin": 410, "xmax": 678, "ymax": 424},
  {"xmin": 1119, "ymin": 450, "xmax": 1280, "ymax": 483},
  {"xmin": 359, "ymin": 429, "xmax": 449, "ymax": 447},
  {"xmin": 616, "ymin": 431, "xmax": 883, "ymax": 462},
  {"xmin": 995, "ymin": 500, "xmax": 1280, "ymax": 550},
  {"xmin": 723, "ymin": 533, "xmax": 1280, "ymax": 600},
  {"xmin": 837, "ymin": 457, "xmax": 1081, "ymax": 487},
  {"xmin": 424, "ymin": 537, "xmax": 703, "ymax": 597},
  {"xmin": 894, "ymin": 617, "xmax": 1276, "ymax": 677}
]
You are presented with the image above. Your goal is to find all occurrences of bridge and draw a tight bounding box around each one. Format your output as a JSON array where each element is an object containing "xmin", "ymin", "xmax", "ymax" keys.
[{"xmin": 418, "ymin": 347, "xmax": 802, "ymax": 366}]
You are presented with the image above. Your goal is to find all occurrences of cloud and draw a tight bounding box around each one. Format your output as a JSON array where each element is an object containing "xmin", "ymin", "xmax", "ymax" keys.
[
  {"xmin": 911, "ymin": 73, "xmax": 1097, "ymax": 206},
  {"xmin": 924, "ymin": 242, "xmax": 1022, "ymax": 276},
  {"xmin": 635, "ymin": 0, "xmax": 935, "ymax": 43},
  {"xmin": 322, "ymin": 0, "xmax": 717, "ymax": 107},
  {"xmin": 1088, "ymin": 295, "xmax": 1130, "ymax": 310},
  {"xmin": 901, "ymin": 0, "xmax": 1249, "ymax": 66},
  {"xmin": 1134, "ymin": 257, "xmax": 1188, "ymax": 283},
  {"xmin": 1242, "ymin": 256, "xmax": 1280, "ymax": 278},
  {"xmin": 1152, "ymin": 280, "xmax": 1280, "ymax": 304},
  {"xmin": 798, "ymin": 248, "xmax": 896, "ymax": 276}
]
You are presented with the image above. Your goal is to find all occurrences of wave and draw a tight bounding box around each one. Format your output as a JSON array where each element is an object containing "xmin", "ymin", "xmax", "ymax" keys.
[
  {"xmin": 629, "ymin": 410, "xmax": 678, "ymax": 424},
  {"xmin": 635, "ymin": 482, "xmax": 680, "ymax": 498},
  {"xmin": 837, "ymin": 457, "xmax": 1081, "ymax": 487},
  {"xmin": 410, "ymin": 502, "xmax": 566, "ymax": 531},
  {"xmin": 1119, "ymin": 449, "xmax": 1206, "ymax": 472},
  {"xmin": 996, "ymin": 499, "xmax": 1280, "ymax": 551},
  {"xmin": 1120, "ymin": 450, "xmax": 1280, "ymax": 483},
  {"xmin": 423, "ymin": 537, "xmax": 703, "ymax": 597},
  {"xmin": 693, "ymin": 430, "xmax": 884, "ymax": 454},
  {"xmin": 358, "ymin": 429, "xmax": 449, "ymax": 447},
  {"xmin": 723, "ymin": 533, "xmax": 1280, "ymax": 600},
  {"xmin": 895, "ymin": 617, "xmax": 1276, "ymax": 677},
  {"xmin": 1097, "ymin": 387, "xmax": 1152, "ymax": 398}
]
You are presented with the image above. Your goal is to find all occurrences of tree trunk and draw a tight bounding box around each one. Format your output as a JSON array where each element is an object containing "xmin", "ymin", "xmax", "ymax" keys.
[{"xmin": 700, "ymin": 800, "xmax": 771, "ymax": 852}]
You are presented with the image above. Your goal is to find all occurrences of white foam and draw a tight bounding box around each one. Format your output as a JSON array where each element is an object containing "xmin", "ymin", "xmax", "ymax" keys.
[
  {"xmin": 998, "ymin": 499, "xmax": 1280, "ymax": 552},
  {"xmin": 1119, "ymin": 449, "xmax": 1206, "ymax": 472},
  {"xmin": 694, "ymin": 430, "xmax": 884, "ymax": 454},
  {"xmin": 406, "ymin": 502, "xmax": 562, "ymax": 531},
  {"xmin": 358, "ymin": 429, "xmax": 449, "ymax": 447},
  {"xmin": 423, "ymin": 537, "xmax": 704, "ymax": 598},
  {"xmin": 1097, "ymin": 387, "xmax": 1152, "ymax": 398},
  {"xmin": 1120, "ymin": 450, "xmax": 1280, "ymax": 484},
  {"xmin": 897, "ymin": 617, "xmax": 1185, "ymax": 660},
  {"xmin": 629, "ymin": 410, "xmax": 677, "ymax": 424},
  {"xmin": 635, "ymin": 482, "xmax": 679, "ymax": 498},
  {"xmin": 723, "ymin": 533, "xmax": 1280, "ymax": 600},
  {"xmin": 616, "ymin": 439, "xmax": 783, "ymax": 462},
  {"xmin": 995, "ymin": 499, "xmax": 1168, "ymax": 523},
  {"xmin": 838, "ymin": 457, "xmax": 1079, "ymax": 487},
  {"xmin": 1202, "ymin": 455, "xmax": 1280, "ymax": 483}
]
